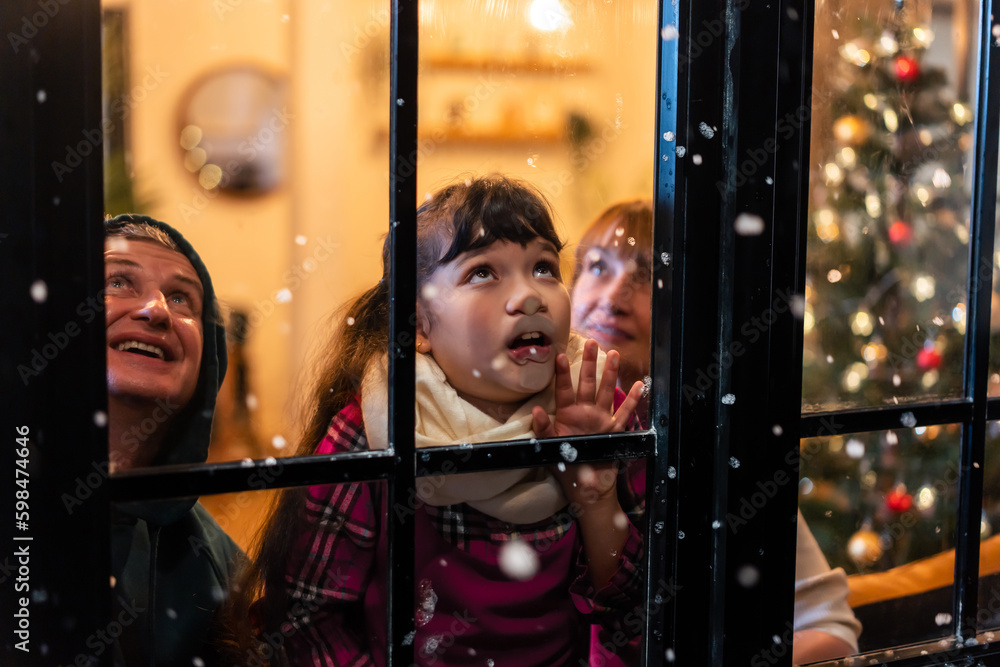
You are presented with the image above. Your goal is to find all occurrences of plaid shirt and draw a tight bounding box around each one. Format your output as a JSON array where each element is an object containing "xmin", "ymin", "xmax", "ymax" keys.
[{"xmin": 281, "ymin": 396, "xmax": 646, "ymax": 666}]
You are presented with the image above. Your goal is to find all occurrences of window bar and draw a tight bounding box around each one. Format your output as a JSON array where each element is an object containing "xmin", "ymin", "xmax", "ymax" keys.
[
  {"xmin": 647, "ymin": 2, "xmax": 676, "ymax": 661},
  {"xmin": 651, "ymin": 0, "xmax": 678, "ymax": 660},
  {"xmin": 387, "ymin": 0, "xmax": 419, "ymax": 662},
  {"xmin": 799, "ymin": 401, "xmax": 973, "ymax": 439},
  {"xmin": 660, "ymin": 0, "xmax": 730, "ymax": 662},
  {"xmin": 955, "ymin": 0, "xmax": 1000, "ymax": 642}
]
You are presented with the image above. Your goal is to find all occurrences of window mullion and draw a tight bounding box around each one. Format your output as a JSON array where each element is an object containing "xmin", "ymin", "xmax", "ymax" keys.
[
  {"xmin": 387, "ymin": 0, "xmax": 419, "ymax": 663},
  {"xmin": 954, "ymin": 0, "xmax": 1000, "ymax": 642}
]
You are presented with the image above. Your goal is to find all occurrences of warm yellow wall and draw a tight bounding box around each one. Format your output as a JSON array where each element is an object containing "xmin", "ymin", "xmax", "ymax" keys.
[{"xmin": 112, "ymin": 0, "xmax": 656, "ymax": 459}]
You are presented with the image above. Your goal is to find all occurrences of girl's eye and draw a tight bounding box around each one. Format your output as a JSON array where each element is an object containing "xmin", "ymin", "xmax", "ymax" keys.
[
  {"xmin": 468, "ymin": 266, "xmax": 495, "ymax": 284},
  {"xmin": 534, "ymin": 262, "xmax": 558, "ymax": 279}
]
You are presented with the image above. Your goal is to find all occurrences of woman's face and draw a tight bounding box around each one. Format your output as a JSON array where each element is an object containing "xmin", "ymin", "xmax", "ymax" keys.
[{"xmin": 571, "ymin": 245, "xmax": 652, "ymax": 379}]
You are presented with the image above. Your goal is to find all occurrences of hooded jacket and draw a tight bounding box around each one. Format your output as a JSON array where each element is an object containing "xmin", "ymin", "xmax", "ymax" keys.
[{"xmin": 104, "ymin": 214, "xmax": 242, "ymax": 666}]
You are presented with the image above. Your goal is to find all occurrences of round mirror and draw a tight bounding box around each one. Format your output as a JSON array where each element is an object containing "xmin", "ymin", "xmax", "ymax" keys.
[{"xmin": 178, "ymin": 66, "xmax": 289, "ymax": 195}]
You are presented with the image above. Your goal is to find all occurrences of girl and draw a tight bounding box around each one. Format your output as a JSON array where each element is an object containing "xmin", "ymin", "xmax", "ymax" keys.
[{"xmin": 228, "ymin": 175, "xmax": 645, "ymax": 666}]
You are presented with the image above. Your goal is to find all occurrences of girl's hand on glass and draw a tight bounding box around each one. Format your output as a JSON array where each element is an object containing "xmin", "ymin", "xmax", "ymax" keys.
[{"xmin": 531, "ymin": 338, "xmax": 643, "ymax": 439}]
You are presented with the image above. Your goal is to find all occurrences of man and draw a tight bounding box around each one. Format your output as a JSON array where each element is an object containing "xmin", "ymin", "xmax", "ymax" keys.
[{"xmin": 104, "ymin": 213, "xmax": 241, "ymax": 665}]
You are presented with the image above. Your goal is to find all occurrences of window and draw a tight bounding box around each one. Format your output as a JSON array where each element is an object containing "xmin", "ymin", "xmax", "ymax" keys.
[{"xmin": 2, "ymin": 1, "xmax": 999, "ymax": 666}]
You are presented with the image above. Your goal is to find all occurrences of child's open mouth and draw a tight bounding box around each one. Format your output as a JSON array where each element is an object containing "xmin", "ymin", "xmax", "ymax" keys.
[{"xmin": 507, "ymin": 331, "xmax": 552, "ymax": 363}]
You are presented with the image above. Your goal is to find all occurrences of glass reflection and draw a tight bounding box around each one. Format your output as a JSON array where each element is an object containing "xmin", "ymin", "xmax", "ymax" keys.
[
  {"xmin": 802, "ymin": 0, "xmax": 978, "ymax": 412},
  {"xmin": 800, "ymin": 425, "xmax": 961, "ymax": 653}
]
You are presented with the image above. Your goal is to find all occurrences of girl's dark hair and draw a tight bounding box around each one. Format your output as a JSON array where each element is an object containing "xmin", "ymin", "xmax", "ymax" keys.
[{"xmin": 218, "ymin": 174, "xmax": 562, "ymax": 662}]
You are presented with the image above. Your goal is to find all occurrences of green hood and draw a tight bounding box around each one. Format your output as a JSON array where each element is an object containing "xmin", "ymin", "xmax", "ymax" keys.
[{"xmin": 105, "ymin": 214, "xmax": 228, "ymax": 524}]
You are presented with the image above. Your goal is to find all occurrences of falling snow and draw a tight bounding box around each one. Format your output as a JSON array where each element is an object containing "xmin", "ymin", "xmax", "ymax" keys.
[
  {"xmin": 498, "ymin": 538, "xmax": 540, "ymax": 581},
  {"xmin": 30, "ymin": 280, "xmax": 47, "ymax": 303},
  {"xmin": 737, "ymin": 564, "xmax": 760, "ymax": 587},
  {"xmin": 559, "ymin": 442, "xmax": 578, "ymax": 462},
  {"xmin": 729, "ymin": 456, "xmax": 741, "ymax": 468},
  {"xmin": 734, "ymin": 213, "xmax": 765, "ymax": 236},
  {"xmin": 698, "ymin": 122, "xmax": 715, "ymax": 139},
  {"xmin": 721, "ymin": 393, "xmax": 735, "ymax": 405},
  {"xmin": 900, "ymin": 411, "xmax": 917, "ymax": 428}
]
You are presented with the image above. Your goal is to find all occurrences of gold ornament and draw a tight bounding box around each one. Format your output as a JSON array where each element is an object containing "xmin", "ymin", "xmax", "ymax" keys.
[
  {"xmin": 847, "ymin": 527, "xmax": 882, "ymax": 567},
  {"xmin": 833, "ymin": 115, "xmax": 871, "ymax": 145}
]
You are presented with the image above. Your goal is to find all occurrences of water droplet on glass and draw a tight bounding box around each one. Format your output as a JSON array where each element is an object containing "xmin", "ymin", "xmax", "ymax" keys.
[
  {"xmin": 416, "ymin": 578, "xmax": 439, "ymax": 626},
  {"xmin": 662, "ymin": 154, "xmax": 669, "ymax": 161},
  {"xmin": 30, "ymin": 280, "xmax": 47, "ymax": 303},
  {"xmin": 721, "ymin": 393, "xmax": 735, "ymax": 405},
  {"xmin": 734, "ymin": 213, "xmax": 765, "ymax": 236},
  {"xmin": 663, "ymin": 131, "xmax": 675, "ymax": 142},
  {"xmin": 559, "ymin": 442, "xmax": 578, "ymax": 462},
  {"xmin": 37, "ymin": 90, "xmax": 47, "ymax": 103}
]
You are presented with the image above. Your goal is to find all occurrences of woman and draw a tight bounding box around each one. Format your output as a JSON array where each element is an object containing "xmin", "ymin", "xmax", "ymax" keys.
[{"xmin": 570, "ymin": 200, "xmax": 861, "ymax": 665}]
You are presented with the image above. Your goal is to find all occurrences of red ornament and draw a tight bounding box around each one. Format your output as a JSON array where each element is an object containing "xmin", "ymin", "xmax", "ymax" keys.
[
  {"xmin": 887, "ymin": 488, "xmax": 913, "ymax": 513},
  {"xmin": 894, "ymin": 55, "xmax": 920, "ymax": 82},
  {"xmin": 888, "ymin": 220, "xmax": 913, "ymax": 245},
  {"xmin": 917, "ymin": 348, "xmax": 942, "ymax": 370}
]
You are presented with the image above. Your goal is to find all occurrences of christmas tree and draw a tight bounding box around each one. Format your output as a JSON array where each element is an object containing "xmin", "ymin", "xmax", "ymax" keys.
[{"xmin": 799, "ymin": 2, "xmax": 985, "ymax": 573}]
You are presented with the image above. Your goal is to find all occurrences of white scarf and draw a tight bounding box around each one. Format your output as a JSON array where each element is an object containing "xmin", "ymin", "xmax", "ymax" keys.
[{"xmin": 360, "ymin": 333, "xmax": 604, "ymax": 524}]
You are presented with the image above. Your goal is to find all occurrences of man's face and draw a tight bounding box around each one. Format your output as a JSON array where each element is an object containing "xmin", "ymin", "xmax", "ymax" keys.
[{"xmin": 104, "ymin": 238, "xmax": 204, "ymax": 411}]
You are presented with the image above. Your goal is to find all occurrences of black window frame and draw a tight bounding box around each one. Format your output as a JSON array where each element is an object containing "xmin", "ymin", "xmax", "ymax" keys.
[{"xmin": 2, "ymin": 0, "xmax": 1000, "ymax": 666}]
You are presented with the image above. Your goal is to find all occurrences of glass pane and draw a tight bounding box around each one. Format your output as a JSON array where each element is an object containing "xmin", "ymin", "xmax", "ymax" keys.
[
  {"xmin": 802, "ymin": 0, "xmax": 978, "ymax": 412},
  {"xmin": 415, "ymin": 0, "xmax": 658, "ymax": 432},
  {"xmin": 101, "ymin": 1, "xmax": 391, "ymax": 468},
  {"xmin": 988, "ymin": 149, "xmax": 1000, "ymax": 395},
  {"xmin": 978, "ymin": 422, "xmax": 1000, "ymax": 633},
  {"xmin": 799, "ymin": 425, "xmax": 961, "ymax": 655}
]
